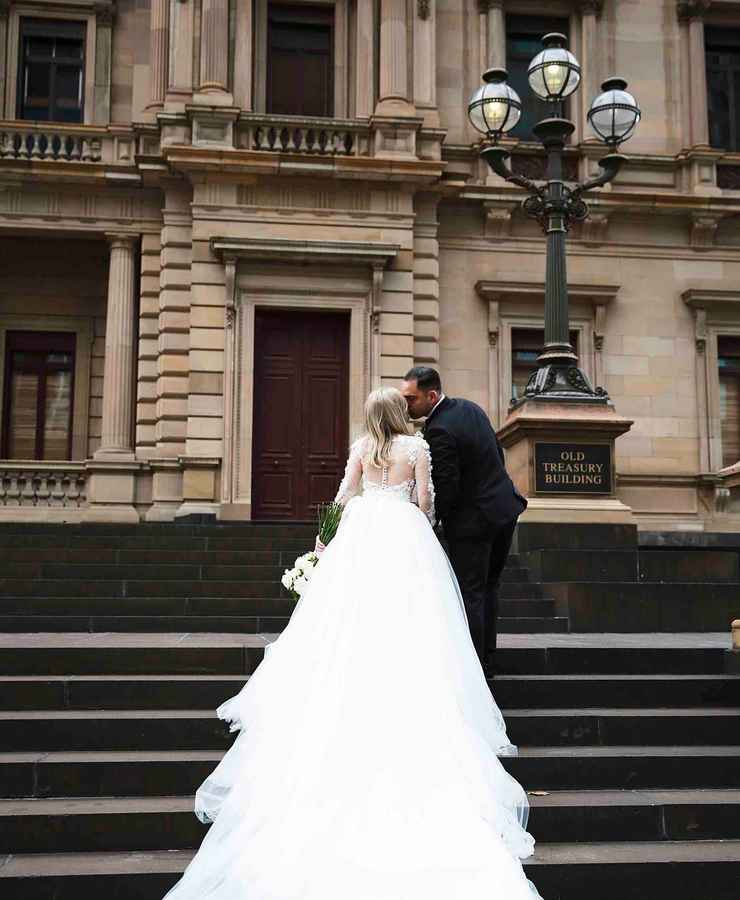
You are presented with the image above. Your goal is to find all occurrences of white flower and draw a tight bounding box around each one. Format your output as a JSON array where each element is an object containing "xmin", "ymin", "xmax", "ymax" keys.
[
  {"xmin": 281, "ymin": 571, "xmax": 293, "ymax": 590},
  {"xmin": 294, "ymin": 575, "xmax": 309, "ymax": 595}
]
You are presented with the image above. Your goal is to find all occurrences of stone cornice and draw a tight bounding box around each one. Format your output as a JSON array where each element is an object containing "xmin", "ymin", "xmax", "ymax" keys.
[
  {"xmin": 682, "ymin": 287, "xmax": 740, "ymax": 313},
  {"xmin": 677, "ymin": 0, "xmax": 713, "ymax": 21},
  {"xmin": 210, "ymin": 237, "xmax": 400, "ymax": 269},
  {"xmin": 162, "ymin": 144, "xmax": 444, "ymax": 184},
  {"xmin": 476, "ymin": 279, "xmax": 619, "ymax": 306}
]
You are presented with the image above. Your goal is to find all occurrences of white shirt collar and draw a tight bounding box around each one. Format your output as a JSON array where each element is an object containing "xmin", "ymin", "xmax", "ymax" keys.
[{"xmin": 428, "ymin": 393, "xmax": 446, "ymax": 418}]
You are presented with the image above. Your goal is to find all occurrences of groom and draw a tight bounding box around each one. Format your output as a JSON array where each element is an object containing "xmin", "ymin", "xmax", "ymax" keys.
[{"xmin": 401, "ymin": 367, "xmax": 527, "ymax": 676}]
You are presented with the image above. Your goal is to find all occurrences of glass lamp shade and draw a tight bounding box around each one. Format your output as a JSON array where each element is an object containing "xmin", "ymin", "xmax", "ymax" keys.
[
  {"xmin": 467, "ymin": 68, "xmax": 522, "ymax": 138},
  {"xmin": 587, "ymin": 77, "xmax": 641, "ymax": 146},
  {"xmin": 528, "ymin": 33, "xmax": 581, "ymax": 101}
]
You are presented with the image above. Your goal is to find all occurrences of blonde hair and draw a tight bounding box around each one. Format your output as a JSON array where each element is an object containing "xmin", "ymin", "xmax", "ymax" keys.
[{"xmin": 363, "ymin": 387, "xmax": 413, "ymax": 469}]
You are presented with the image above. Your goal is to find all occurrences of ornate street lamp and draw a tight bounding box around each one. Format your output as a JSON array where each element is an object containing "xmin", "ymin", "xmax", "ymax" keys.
[{"xmin": 468, "ymin": 33, "xmax": 640, "ymax": 405}]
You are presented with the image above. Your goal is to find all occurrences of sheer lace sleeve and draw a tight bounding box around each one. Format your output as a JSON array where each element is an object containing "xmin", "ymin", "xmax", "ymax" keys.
[
  {"xmin": 411, "ymin": 435, "xmax": 436, "ymax": 527},
  {"xmin": 334, "ymin": 437, "xmax": 365, "ymax": 506}
]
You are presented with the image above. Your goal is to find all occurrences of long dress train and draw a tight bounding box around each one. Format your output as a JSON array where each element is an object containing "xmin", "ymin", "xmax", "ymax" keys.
[{"xmin": 162, "ymin": 433, "xmax": 544, "ymax": 900}]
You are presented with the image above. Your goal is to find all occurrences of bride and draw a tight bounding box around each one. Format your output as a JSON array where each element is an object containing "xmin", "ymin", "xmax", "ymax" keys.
[{"xmin": 162, "ymin": 387, "xmax": 544, "ymax": 900}]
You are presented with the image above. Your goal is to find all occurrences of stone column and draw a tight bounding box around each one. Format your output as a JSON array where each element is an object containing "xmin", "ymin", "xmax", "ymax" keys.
[
  {"xmin": 147, "ymin": 0, "xmax": 169, "ymax": 111},
  {"xmin": 485, "ymin": 0, "xmax": 506, "ymax": 69},
  {"xmin": 687, "ymin": 12, "xmax": 710, "ymax": 146},
  {"xmin": 199, "ymin": 0, "xmax": 230, "ymax": 97},
  {"xmin": 375, "ymin": 0, "xmax": 415, "ymax": 116},
  {"xmin": 578, "ymin": 2, "xmax": 602, "ymax": 144},
  {"xmin": 0, "ymin": 1, "xmax": 10, "ymax": 118},
  {"xmin": 97, "ymin": 234, "xmax": 137, "ymax": 458}
]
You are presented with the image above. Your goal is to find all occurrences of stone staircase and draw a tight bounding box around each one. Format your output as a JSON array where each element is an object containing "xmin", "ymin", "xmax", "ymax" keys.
[{"xmin": 0, "ymin": 522, "xmax": 738, "ymax": 898}]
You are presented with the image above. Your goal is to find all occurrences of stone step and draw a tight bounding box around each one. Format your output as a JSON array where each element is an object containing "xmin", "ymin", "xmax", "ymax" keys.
[
  {"xmin": 499, "ymin": 566, "xmax": 532, "ymax": 583},
  {"xmin": 639, "ymin": 549, "xmax": 739, "ymax": 583},
  {"xmin": 0, "ymin": 615, "xmax": 293, "ymax": 633},
  {"xmin": 494, "ymin": 674, "xmax": 740, "ymax": 708},
  {"xmin": 0, "ymin": 635, "xmax": 731, "ymax": 676},
  {"xmin": 545, "ymin": 581, "xmax": 739, "ymax": 632},
  {"xmin": 1, "ymin": 563, "xmax": 289, "ymax": 581},
  {"xmin": 0, "ymin": 612, "xmax": 556, "ymax": 633},
  {"xmin": 498, "ymin": 583, "xmax": 550, "ymax": 599},
  {"xmin": 0, "ymin": 522, "xmax": 317, "ymax": 537},
  {"xmin": 2, "ymin": 789, "xmax": 739, "ymax": 854},
  {"xmin": 3, "ymin": 672, "xmax": 736, "ymax": 712},
  {"xmin": 521, "ymin": 548, "xmax": 640, "ymax": 582},
  {"xmin": 1, "ymin": 707, "xmax": 737, "ymax": 752},
  {"xmin": 497, "ymin": 616, "xmax": 569, "ymax": 633},
  {"xmin": 1, "ymin": 842, "xmax": 739, "ymax": 899},
  {"xmin": 0, "ymin": 596, "xmax": 298, "ymax": 617},
  {"xmin": 0, "ymin": 580, "xmax": 285, "ymax": 598},
  {"xmin": 498, "ymin": 599, "xmax": 557, "ymax": 617},
  {"xmin": 0, "ymin": 534, "xmax": 314, "ymax": 552},
  {"xmin": 3, "ymin": 746, "xmax": 739, "ymax": 800},
  {"xmin": 502, "ymin": 707, "xmax": 740, "ymax": 748}
]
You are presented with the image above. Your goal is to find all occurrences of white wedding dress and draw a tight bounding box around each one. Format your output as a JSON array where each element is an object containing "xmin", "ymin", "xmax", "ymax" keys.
[{"xmin": 163, "ymin": 433, "xmax": 544, "ymax": 900}]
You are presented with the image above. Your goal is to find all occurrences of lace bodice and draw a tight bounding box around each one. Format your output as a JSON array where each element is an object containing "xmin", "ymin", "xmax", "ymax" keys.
[{"xmin": 334, "ymin": 433, "xmax": 436, "ymax": 526}]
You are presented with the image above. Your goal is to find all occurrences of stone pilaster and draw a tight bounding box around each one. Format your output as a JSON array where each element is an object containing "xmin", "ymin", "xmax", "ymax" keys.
[
  {"xmin": 146, "ymin": 0, "xmax": 169, "ymax": 113},
  {"xmin": 375, "ymin": 0, "xmax": 415, "ymax": 117}
]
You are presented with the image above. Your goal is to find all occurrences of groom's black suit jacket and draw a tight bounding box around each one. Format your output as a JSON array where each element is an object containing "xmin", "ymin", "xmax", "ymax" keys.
[{"xmin": 423, "ymin": 397, "xmax": 527, "ymax": 540}]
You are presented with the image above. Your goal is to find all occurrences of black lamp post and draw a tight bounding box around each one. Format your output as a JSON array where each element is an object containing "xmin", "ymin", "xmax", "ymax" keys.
[{"xmin": 468, "ymin": 33, "xmax": 641, "ymax": 406}]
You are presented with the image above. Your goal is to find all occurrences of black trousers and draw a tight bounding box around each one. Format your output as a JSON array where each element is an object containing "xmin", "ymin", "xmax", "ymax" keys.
[{"xmin": 446, "ymin": 518, "xmax": 518, "ymax": 669}]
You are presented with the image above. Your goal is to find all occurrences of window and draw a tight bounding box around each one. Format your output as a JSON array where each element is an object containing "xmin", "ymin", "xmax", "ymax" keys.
[
  {"xmin": 2, "ymin": 332, "xmax": 76, "ymax": 460},
  {"xmin": 506, "ymin": 15, "xmax": 570, "ymax": 141},
  {"xmin": 511, "ymin": 328, "xmax": 579, "ymax": 401},
  {"xmin": 17, "ymin": 18, "xmax": 85, "ymax": 123},
  {"xmin": 719, "ymin": 336, "xmax": 740, "ymax": 467},
  {"xmin": 706, "ymin": 27, "xmax": 740, "ymax": 152},
  {"xmin": 266, "ymin": 3, "xmax": 334, "ymax": 117}
]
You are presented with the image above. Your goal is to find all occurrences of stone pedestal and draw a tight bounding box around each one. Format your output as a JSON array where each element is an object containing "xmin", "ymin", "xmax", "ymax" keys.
[
  {"xmin": 176, "ymin": 456, "xmax": 220, "ymax": 519},
  {"xmin": 497, "ymin": 399, "xmax": 634, "ymax": 525},
  {"xmin": 84, "ymin": 459, "xmax": 141, "ymax": 523}
]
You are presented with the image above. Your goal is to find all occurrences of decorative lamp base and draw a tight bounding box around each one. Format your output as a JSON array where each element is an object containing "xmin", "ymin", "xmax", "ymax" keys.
[{"xmin": 497, "ymin": 397, "xmax": 634, "ymax": 525}]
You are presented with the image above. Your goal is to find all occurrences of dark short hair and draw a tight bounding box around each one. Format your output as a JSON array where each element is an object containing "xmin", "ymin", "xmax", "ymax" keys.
[{"xmin": 403, "ymin": 366, "xmax": 442, "ymax": 393}]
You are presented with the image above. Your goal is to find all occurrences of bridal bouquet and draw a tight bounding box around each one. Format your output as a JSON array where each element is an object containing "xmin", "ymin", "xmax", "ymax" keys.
[
  {"xmin": 281, "ymin": 551, "xmax": 318, "ymax": 600},
  {"xmin": 281, "ymin": 502, "xmax": 343, "ymax": 601}
]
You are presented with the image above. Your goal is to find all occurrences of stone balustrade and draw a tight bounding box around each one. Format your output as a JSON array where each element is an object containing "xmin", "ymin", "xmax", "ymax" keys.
[
  {"xmin": 237, "ymin": 114, "xmax": 370, "ymax": 156},
  {"xmin": 0, "ymin": 464, "xmax": 88, "ymax": 509},
  {"xmin": 0, "ymin": 122, "xmax": 139, "ymax": 166}
]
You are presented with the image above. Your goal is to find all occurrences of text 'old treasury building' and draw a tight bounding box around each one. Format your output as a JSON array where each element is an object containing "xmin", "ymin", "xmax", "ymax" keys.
[{"xmin": 0, "ymin": 0, "xmax": 739, "ymax": 529}]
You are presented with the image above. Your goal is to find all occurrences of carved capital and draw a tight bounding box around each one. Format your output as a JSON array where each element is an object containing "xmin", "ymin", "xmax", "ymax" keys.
[
  {"xmin": 487, "ymin": 299, "xmax": 500, "ymax": 349},
  {"xmin": 578, "ymin": 0, "xmax": 604, "ymax": 14},
  {"xmin": 484, "ymin": 201, "xmax": 518, "ymax": 240},
  {"xmin": 224, "ymin": 254, "xmax": 238, "ymax": 329},
  {"xmin": 417, "ymin": 0, "xmax": 431, "ymax": 18},
  {"xmin": 478, "ymin": 0, "xmax": 504, "ymax": 11},
  {"xmin": 690, "ymin": 212, "xmax": 724, "ymax": 249},
  {"xmin": 580, "ymin": 212, "xmax": 610, "ymax": 245},
  {"xmin": 677, "ymin": 0, "xmax": 712, "ymax": 22},
  {"xmin": 94, "ymin": 1, "xmax": 117, "ymax": 26}
]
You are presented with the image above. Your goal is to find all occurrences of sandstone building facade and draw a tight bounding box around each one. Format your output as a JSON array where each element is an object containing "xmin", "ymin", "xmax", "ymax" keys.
[{"xmin": 0, "ymin": 0, "xmax": 739, "ymax": 529}]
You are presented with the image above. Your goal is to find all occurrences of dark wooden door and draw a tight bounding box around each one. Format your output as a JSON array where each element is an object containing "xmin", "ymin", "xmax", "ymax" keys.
[{"xmin": 252, "ymin": 309, "xmax": 349, "ymax": 520}]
